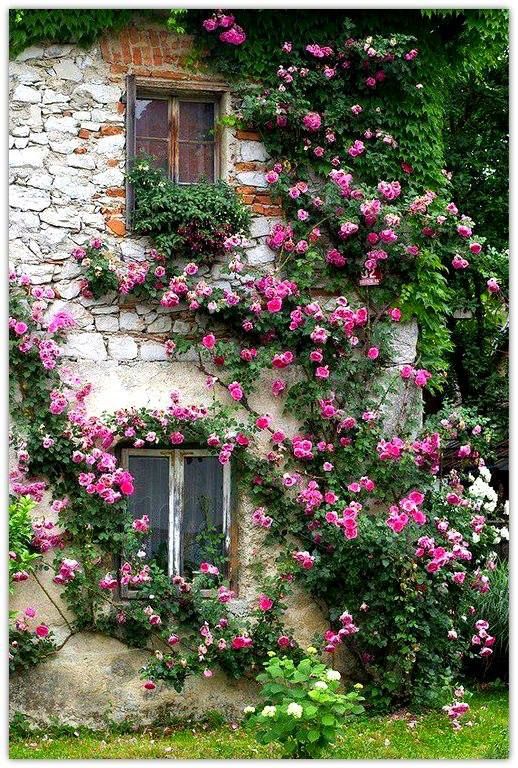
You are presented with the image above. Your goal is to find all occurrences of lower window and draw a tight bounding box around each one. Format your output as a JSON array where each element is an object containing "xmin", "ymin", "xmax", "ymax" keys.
[{"xmin": 121, "ymin": 449, "xmax": 231, "ymax": 580}]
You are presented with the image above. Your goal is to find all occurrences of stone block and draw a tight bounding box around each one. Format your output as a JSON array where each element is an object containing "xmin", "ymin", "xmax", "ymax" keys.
[
  {"xmin": 10, "ymin": 186, "xmax": 51, "ymax": 212},
  {"xmin": 53, "ymin": 60, "xmax": 83, "ymax": 82},
  {"xmin": 239, "ymin": 140, "xmax": 269, "ymax": 162},
  {"xmin": 120, "ymin": 312, "xmax": 145, "ymax": 332},
  {"xmin": 44, "ymin": 115, "xmax": 78, "ymax": 134},
  {"xmin": 95, "ymin": 315, "xmax": 119, "ymax": 332},
  {"xmin": 62, "ymin": 332, "xmax": 107, "ymax": 361},
  {"xmin": 235, "ymin": 170, "xmax": 267, "ymax": 188},
  {"xmin": 12, "ymin": 84, "xmax": 41, "ymax": 103},
  {"xmin": 75, "ymin": 83, "xmax": 122, "ymax": 104},
  {"xmin": 9, "ymin": 147, "xmax": 47, "ymax": 168},
  {"xmin": 246, "ymin": 243, "xmax": 275, "ymax": 265},
  {"xmin": 108, "ymin": 336, "xmax": 138, "ymax": 360},
  {"xmin": 40, "ymin": 207, "xmax": 80, "ymax": 228},
  {"xmin": 42, "ymin": 89, "xmax": 70, "ymax": 104},
  {"xmin": 54, "ymin": 280, "xmax": 82, "ymax": 300},
  {"xmin": 147, "ymin": 316, "xmax": 172, "ymax": 333},
  {"xmin": 140, "ymin": 341, "xmax": 168, "ymax": 361}
]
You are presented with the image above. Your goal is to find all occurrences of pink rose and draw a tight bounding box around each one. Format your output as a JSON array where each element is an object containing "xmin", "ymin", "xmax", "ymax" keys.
[
  {"xmin": 202, "ymin": 334, "xmax": 216, "ymax": 349},
  {"xmin": 258, "ymin": 594, "xmax": 274, "ymax": 611},
  {"xmin": 267, "ymin": 297, "xmax": 282, "ymax": 312},
  {"xmin": 228, "ymin": 382, "xmax": 244, "ymax": 401},
  {"xmin": 302, "ymin": 112, "xmax": 322, "ymax": 132},
  {"xmin": 35, "ymin": 624, "xmax": 49, "ymax": 638}
]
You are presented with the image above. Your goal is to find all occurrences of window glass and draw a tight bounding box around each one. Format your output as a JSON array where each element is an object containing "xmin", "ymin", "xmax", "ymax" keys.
[
  {"xmin": 128, "ymin": 455, "xmax": 169, "ymax": 571},
  {"xmin": 182, "ymin": 456, "xmax": 225, "ymax": 575},
  {"xmin": 178, "ymin": 143, "xmax": 214, "ymax": 183},
  {"xmin": 135, "ymin": 138, "xmax": 169, "ymax": 171},
  {"xmin": 134, "ymin": 96, "xmax": 216, "ymax": 183},
  {"xmin": 178, "ymin": 101, "xmax": 215, "ymax": 183},
  {"xmin": 179, "ymin": 101, "xmax": 215, "ymax": 141},
  {"xmin": 136, "ymin": 99, "xmax": 169, "ymax": 137}
]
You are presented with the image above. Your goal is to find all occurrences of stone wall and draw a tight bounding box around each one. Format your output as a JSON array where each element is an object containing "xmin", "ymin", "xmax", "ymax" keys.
[{"xmin": 9, "ymin": 26, "xmax": 420, "ymax": 726}]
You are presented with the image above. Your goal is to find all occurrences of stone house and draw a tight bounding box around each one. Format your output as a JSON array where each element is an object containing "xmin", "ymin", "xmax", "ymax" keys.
[{"xmin": 9, "ymin": 24, "xmax": 420, "ymax": 726}]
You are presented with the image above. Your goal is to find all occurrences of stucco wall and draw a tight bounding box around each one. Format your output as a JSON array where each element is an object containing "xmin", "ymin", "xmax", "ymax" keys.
[{"xmin": 9, "ymin": 27, "xmax": 421, "ymax": 726}]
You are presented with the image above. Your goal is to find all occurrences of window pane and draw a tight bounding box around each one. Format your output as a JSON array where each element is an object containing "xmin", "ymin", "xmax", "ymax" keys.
[
  {"xmin": 179, "ymin": 102, "xmax": 214, "ymax": 141},
  {"xmin": 135, "ymin": 138, "xmax": 169, "ymax": 171},
  {"xmin": 182, "ymin": 456, "xmax": 225, "ymax": 576},
  {"xmin": 136, "ymin": 99, "xmax": 169, "ymax": 138},
  {"xmin": 178, "ymin": 142, "xmax": 214, "ymax": 183},
  {"xmin": 128, "ymin": 455, "xmax": 169, "ymax": 571}
]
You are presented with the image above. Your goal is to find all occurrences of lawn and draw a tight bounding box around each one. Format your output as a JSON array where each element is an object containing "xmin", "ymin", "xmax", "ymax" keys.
[{"xmin": 10, "ymin": 689, "xmax": 508, "ymax": 760}]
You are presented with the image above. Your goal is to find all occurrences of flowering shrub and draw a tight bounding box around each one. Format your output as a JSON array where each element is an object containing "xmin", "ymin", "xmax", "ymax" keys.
[
  {"xmin": 129, "ymin": 160, "xmax": 251, "ymax": 265},
  {"xmin": 244, "ymin": 651, "xmax": 364, "ymax": 757},
  {"xmin": 9, "ymin": 608, "xmax": 55, "ymax": 673}
]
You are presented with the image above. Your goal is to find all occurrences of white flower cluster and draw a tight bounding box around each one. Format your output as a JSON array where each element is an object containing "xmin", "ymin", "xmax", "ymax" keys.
[
  {"xmin": 467, "ymin": 466, "xmax": 498, "ymax": 513},
  {"xmin": 287, "ymin": 702, "xmax": 303, "ymax": 718}
]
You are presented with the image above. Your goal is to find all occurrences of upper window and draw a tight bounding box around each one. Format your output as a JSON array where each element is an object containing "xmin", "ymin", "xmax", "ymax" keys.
[
  {"xmin": 135, "ymin": 96, "xmax": 218, "ymax": 183},
  {"xmin": 121, "ymin": 448, "xmax": 231, "ymax": 583}
]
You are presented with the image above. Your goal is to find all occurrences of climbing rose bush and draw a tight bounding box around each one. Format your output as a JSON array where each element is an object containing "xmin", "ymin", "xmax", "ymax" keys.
[{"xmin": 8, "ymin": 27, "xmax": 506, "ymax": 717}]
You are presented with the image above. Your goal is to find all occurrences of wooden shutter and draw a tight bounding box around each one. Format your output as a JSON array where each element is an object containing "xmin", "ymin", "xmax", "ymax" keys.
[{"xmin": 125, "ymin": 74, "xmax": 136, "ymax": 229}]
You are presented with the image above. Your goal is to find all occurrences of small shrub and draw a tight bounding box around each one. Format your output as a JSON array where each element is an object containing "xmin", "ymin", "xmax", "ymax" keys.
[
  {"xmin": 244, "ymin": 651, "xmax": 364, "ymax": 758},
  {"xmin": 9, "ymin": 496, "xmax": 40, "ymax": 587},
  {"xmin": 129, "ymin": 157, "xmax": 250, "ymax": 264}
]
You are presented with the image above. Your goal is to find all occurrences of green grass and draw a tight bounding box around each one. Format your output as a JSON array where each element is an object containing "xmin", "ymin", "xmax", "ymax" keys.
[{"xmin": 9, "ymin": 690, "xmax": 508, "ymax": 760}]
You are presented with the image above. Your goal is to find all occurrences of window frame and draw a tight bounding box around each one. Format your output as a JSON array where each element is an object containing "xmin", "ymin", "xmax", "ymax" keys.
[
  {"xmin": 120, "ymin": 447, "xmax": 232, "ymax": 599},
  {"xmin": 134, "ymin": 89, "xmax": 221, "ymax": 184}
]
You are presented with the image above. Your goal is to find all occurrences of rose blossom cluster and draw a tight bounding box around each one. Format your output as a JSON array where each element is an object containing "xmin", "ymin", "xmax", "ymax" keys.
[
  {"xmin": 323, "ymin": 611, "xmax": 359, "ymax": 653},
  {"xmin": 202, "ymin": 11, "xmax": 246, "ymax": 45},
  {"xmin": 471, "ymin": 619, "xmax": 495, "ymax": 658},
  {"xmin": 386, "ymin": 490, "xmax": 426, "ymax": 533}
]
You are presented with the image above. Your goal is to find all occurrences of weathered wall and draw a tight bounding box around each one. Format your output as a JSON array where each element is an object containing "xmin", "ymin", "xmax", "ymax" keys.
[{"xmin": 9, "ymin": 25, "xmax": 421, "ymax": 725}]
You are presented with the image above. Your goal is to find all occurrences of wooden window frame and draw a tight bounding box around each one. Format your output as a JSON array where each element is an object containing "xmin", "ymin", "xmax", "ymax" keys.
[
  {"xmin": 134, "ymin": 90, "xmax": 221, "ymax": 184},
  {"xmin": 120, "ymin": 448, "xmax": 233, "ymax": 598}
]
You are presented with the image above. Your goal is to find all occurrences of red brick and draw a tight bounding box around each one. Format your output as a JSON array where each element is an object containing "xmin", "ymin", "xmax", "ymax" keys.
[
  {"xmin": 100, "ymin": 124, "xmax": 124, "ymax": 136},
  {"xmin": 132, "ymin": 48, "xmax": 143, "ymax": 66},
  {"xmin": 106, "ymin": 187, "xmax": 126, "ymax": 197},
  {"xmin": 235, "ymin": 161, "xmax": 263, "ymax": 172},
  {"xmin": 236, "ymin": 130, "xmax": 261, "ymax": 141},
  {"xmin": 106, "ymin": 218, "xmax": 126, "ymax": 236},
  {"xmin": 141, "ymin": 47, "xmax": 153, "ymax": 66},
  {"xmin": 106, "ymin": 159, "xmax": 120, "ymax": 168},
  {"xmin": 73, "ymin": 146, "xmax": 88, "ymax": 155},
  {"xmin": 78, "ymin": 128, "xmax": 91, "ymax": 139}
]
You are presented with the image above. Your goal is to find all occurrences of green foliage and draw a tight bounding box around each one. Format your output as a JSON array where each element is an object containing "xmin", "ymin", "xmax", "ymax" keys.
[
  {"xmin": 475, "ymin": 560, "xmax": 508, "ymax": 655},
  {"xmin": 129, "ymin": 158, "xmax": 250, "ymax": 264},
  {"xmin": 9, "ymin": 9, "xmax": 138, "ymax": 58},
  {"xmin": 9, "ymin": 496, "xmax": 40, "ymax": 586},
  {"xmin": 245, "ymin": 652, "xmax": 364, "ymax": 758},
  {"xmin": 8, "ymin": 690, "xmax": 509, "ymax": 759}
]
